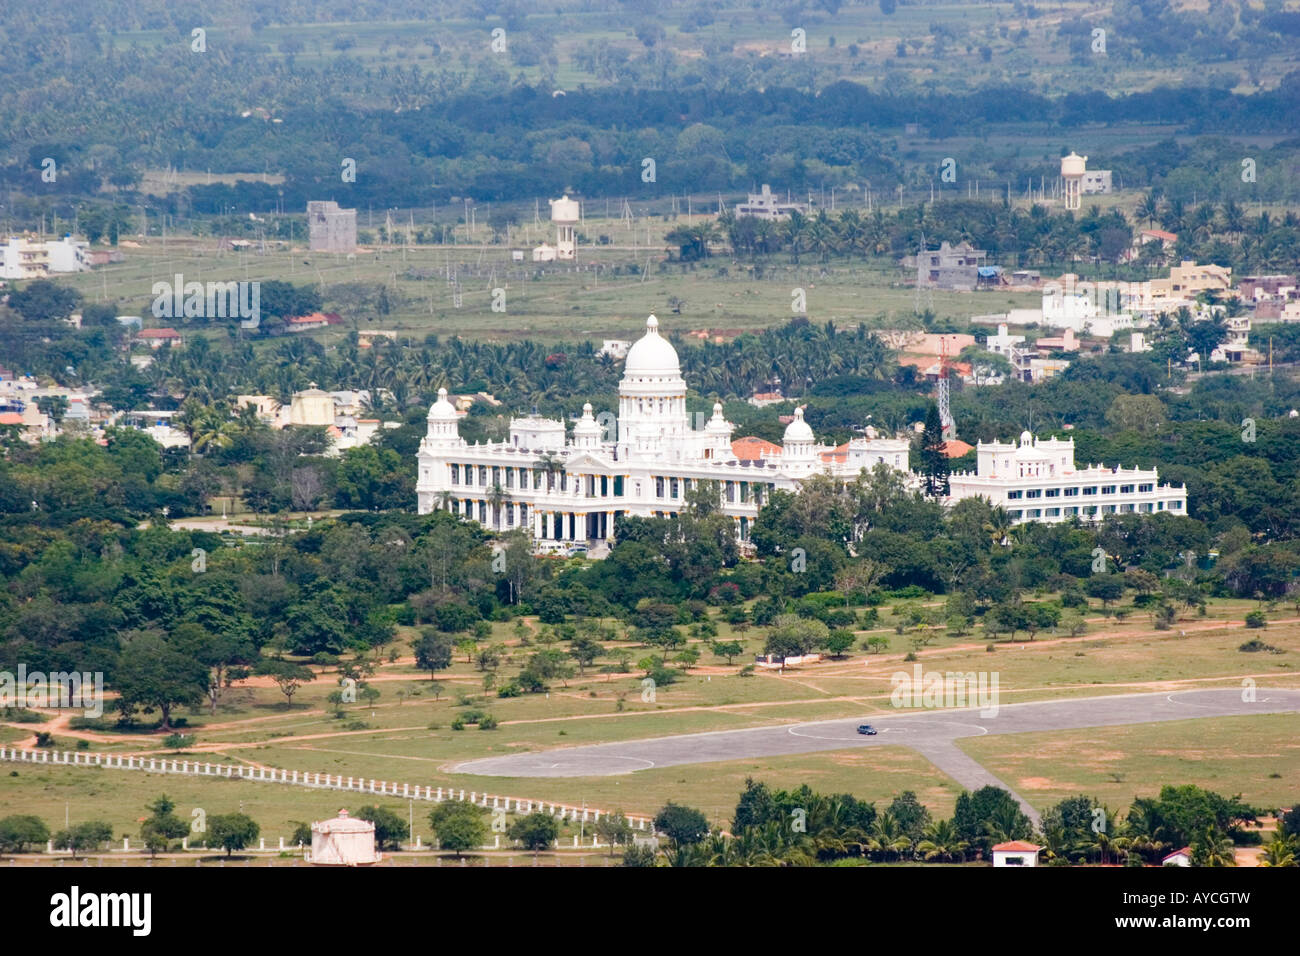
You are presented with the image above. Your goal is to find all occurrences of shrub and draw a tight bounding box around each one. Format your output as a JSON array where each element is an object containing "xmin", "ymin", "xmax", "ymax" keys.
[
  {"xmin": 1244, "ymin": 611, "xmax": 1267, "ymax": 629},
  {"xmin": 162, "ymin": 733, "xmax": 195, "ymax": 750},
  {"xmin": 478, "ymin": 715, "xmax": 498, "ymax": 730},
  {"xmin": 450, "ymin": 718, "xmax": 466, "ymax": 731}
]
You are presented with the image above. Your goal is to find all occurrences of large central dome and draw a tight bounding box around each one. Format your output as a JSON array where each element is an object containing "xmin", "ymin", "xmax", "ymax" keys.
[{"xmin": 623, "ymin": 314, "xmax": 681, "ymax": 377}]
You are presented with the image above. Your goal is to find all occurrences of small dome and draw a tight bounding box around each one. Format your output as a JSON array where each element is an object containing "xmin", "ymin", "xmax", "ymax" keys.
[
  {"xmin": 706, "ymin": 402, "xmax": 732, "ymax": 434},
  {"xmin": 623, "ymin": 315, "xmax": 681, "ymax": 377},
  {"xmin": 783, "ymin": 406, "xmax": 814, "ymax": 444},
  {"xmin": 428, "ymin": 387, "xmax": 457, "ymax": 420},
  {"xmin": 574, "ymin": 402, "xmax": 601, "ymax": 434},
  {"xmin": 1019, "ymin": 430, "xmax": 1034, "ymax": 446}
]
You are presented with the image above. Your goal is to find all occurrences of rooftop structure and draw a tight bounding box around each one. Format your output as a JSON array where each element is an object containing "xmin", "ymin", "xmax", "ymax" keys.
[{"xmin": 946, "ymin": 431, "xmax": 1186, "ymax": 523}]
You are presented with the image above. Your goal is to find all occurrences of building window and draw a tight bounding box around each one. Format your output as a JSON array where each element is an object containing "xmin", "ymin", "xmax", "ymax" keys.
[
  {"xmin": 670, "ymin": 478, "xmax": 679, "ymax": 499},
  {"xmin": 478, "ymin": 466, "xmax": 487, "ymax": 486},
  {"xmin": 1119, "ymin": 484, "xmax": 1134, "ymax": 494},
  {"xmin": 1082, "ymin": 486, "xmax": 1097, "ymax": 495},
  {"xmin": 1045, "ymin": 488, "xmax": 1060, "ymax": 498},
  {"xmin": 655, "ymin": 476, "xmax": 665, "ymax": 498},
  {"xmin": 1171, "ymin": 500, "xmax": 1183, "ymax": 510},
  {"xmin": 1101, "ymin": 485, "xmax": 1116, "ymax": 495},
  {"xmin": 451, "ymin": 464, "xmax": 460, "ymax": 484},
  {"xmin": 1026, "ymin": 489, "xmax": 1042, "ymax": 499},
  {"xmin": 1046, "ymin": 508, "xmax": 1060, "ymax": 516},
  {"xmin": 1009, "ymin": 510, "xmax": 1022, "ymax": 519},
  {"xmin": 1138, "ymin": 483, "xmax": 1153, "ymax": 493},
  {"xmin": 1027, "ymin": 508, "xmax": 1041, "ymax": 518},
  {"xmin": 1065, "ymin": 506, "xmax": 1078, "ymax": 516},
  {"xmin": 506, "ymin": 469, "xmax": 514, "ymax": 489},
  {"xmin": 1064, "ymin": 487, "xmax": 1079, "ymax": 497},
  {"xmin": 1007, "ymin": 490, "xmax": 1023, "ymax": 500}
]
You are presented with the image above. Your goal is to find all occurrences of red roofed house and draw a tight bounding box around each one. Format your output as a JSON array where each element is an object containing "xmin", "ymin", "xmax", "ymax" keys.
[
  {"xmin": 940, "ymin": 439, "xmax": 973, "ymax": 459},
  {"xmin": 286, "ymin": 312, "xmax": 342, "ymax": 332},
  {"xmin": 136, "ymin": 328, "xmax": 183, "ymax": 349},
  {"xmin": 992, "ymin": 841, "xmax": 1043, "ymax": 867},
  {"xmin": 1161, "ymin": 847, "xmax": 1192, "ymax": 867},
  {"xmin": 731, "ymin": 436, "xmax": 783, "ymax": 462}
]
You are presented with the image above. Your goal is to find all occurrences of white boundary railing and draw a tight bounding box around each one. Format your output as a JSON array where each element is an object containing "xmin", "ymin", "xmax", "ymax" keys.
[{"xmin": 0, "ymin": 747, "xmax": 654, "ymax": 834}]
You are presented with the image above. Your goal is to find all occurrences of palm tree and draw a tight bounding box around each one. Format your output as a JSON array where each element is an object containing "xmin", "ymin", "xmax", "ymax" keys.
[
  {"xmin": 1137, "ymin": 191, "xmax": 1162, "ymax": 229},
  {"xmin": 983, "ymin": 507, "xmax": 1015, "ymax": 549},
  {"xmin": 533, "ymin": 452, "xmax": 564, "ymax": 492},
  {"xmin": 1259, "ymin": 832, "xmax": 1298, "ymax": 867},
  {"xmin": 917, "ymin": 819, "xmax": 969, "ymax": 863},
  {"xmin": 487, "ymin": 482, "xmax": 510, "ymax": 530},
  {"xmin": 1191, "ymin": 825, "xmax": 1237, "ymax": 867}
]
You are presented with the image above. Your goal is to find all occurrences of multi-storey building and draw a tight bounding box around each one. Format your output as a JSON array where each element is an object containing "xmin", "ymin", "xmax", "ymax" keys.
[
  {"xmin": 307, "ymin": 201, "xmax": 357, "ymax": 253},
  {"xmin": 415, "ymin": 315, "xmax": 909, "ymax": 547},
  {"xmin": 946, "ymin": 432, "xmax": 1187, "ymax": 523}
]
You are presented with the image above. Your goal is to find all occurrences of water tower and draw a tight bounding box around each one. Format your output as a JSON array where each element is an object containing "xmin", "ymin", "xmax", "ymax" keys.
[
  {"xmin": 549, "ymin": 195, "xmax": 579, "ymax": 260},
  {"xmin": 1061, "ymin": 152, "xmax": 1087, "ymax": 211}
]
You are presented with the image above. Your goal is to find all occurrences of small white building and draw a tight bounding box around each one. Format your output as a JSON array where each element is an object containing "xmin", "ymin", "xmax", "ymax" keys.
[
  {"xmin": 289, "ymin": 387, "xmax": 335, "ymax": 427},
  {"xmin": 735, "ymin": 184, "xmax": 807, "ymax": 220},
  {"xmin": 307, "ymin": 810, "xmax": 381, "ymax": 866},
  {"xmin": 946, "ymin": 431, "xmax": 1187, "ymax": 523},
  {"xmin": 992, "ymin": 841, "xmax": 1042, "ymax": 867},
  {"xmin": 985, "ymin": 323, "xmax": 1025, "ymax": 358},
  {"xmin": 1162, "ymin": 846, "xmax": 1192, "ymax": 867}
]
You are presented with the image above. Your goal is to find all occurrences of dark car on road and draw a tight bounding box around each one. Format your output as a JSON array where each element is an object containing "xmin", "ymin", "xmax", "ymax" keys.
[{"xmin": 856, "ymin": 724, "xmax": 877, "ymax": 735}]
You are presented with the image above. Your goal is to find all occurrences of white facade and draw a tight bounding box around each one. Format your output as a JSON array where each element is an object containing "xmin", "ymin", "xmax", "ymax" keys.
[
  {"xmin": 416, "ymin": 315, "xmax": 909, "ymax": 545},
  {"xmin": 308, "ymin": 810, "xmax": 380, "ymax": 866},
  {"xmin": 46, "ymin": 236, "xmax": 91, "ymax": 272},
  {"xmin": 550, "ymin": 195, "xmax": 579, "ymax": 260},
  {"xmin": 946, "ymin": 431, "xmax": 1187, "ymax": 523},
  {"xmin": 992, "ymin": 842, "xmax": 1042, "ymax": 867}
]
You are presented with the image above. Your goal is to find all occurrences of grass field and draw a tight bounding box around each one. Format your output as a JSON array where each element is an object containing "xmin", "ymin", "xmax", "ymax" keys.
[{"xmin": 3, "ymin": 592, "xmax": 1297, "ymax": 844}]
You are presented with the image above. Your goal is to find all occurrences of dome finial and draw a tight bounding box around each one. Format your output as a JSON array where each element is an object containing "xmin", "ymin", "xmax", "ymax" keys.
[{"xmin": 646, "ymin": 314, "xmax": 659, "ymax": 333}]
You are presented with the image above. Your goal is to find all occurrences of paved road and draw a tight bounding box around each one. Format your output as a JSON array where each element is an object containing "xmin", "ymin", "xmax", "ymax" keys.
[{"xmin": 453, "ymin": 688, "xmax": 1300, "ymax": 822}]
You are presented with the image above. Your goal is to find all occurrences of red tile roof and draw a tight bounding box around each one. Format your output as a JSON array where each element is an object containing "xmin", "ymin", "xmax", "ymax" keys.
[
  {"xmin": 732, "ymin": 436, "xmax": 782, "ymax": 460},
  {"xmin": 137, "ymin": 328, "xmax": 182, "ymax": 339},
  {"xmin": 941, "ymin": 439, "xmax": 973, "ymax": 458},
  {"xmin": 992, "ymin": 841, "xmax": 1042, "ymax": 853},
  {"xmin": 1161, "ymin": 847, "xmax": 1193, "ymax": 862}
]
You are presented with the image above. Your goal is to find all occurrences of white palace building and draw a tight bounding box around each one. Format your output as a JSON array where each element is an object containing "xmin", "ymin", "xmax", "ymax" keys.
[
  {"xmin": 416, "ymin": 315, "xmax": 909, "ymax": 546},
  {"xmin": 416, "ymin": 316, "xmax": 1187, "ymax": 545},
  {"xmin": 945, "ymin": 431, "xmax": 1187, "ymax": 522}
]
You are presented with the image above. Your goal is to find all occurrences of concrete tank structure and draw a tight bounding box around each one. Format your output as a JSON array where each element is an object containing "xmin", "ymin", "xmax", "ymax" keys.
[
  {"xmin": 549, "ymin": 195, "xmax": 580, "ymax": 260},
  {"xmin": 307, "ymin": 810, "xmax": 381, "ymax": 866},
  {"xmin": 1061, "ymin": 152, "xmax": 1087, "ymax": 211}
]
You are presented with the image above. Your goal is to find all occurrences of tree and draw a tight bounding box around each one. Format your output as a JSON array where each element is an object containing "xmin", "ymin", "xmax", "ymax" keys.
[
  {"xmin": 764, "ymin": 614, "xmax": 829, "ymax": 658},
  {"xmin": 1191, "ymin": 825, "xmax": 1237, "ymax": 867},
  {"xmin": 114, "ymin": 632, "xmax": 208, "ymax": 731},
  {"xmin": 355, "ymin": 805, "xmax": 406, "ymax": 850},
  {"xmin": 0, "ymin": 814, "xmax": 50, "ymax": 853},
  {"xmin": 53, "ymin": 821, "xmax": 113, "ymax": 859},
  {"xmin": 595, "ymin": 811, "xmax": 634, "ymax": 856},
  {"xmin": 8, "ymin": 279, "xmax": 81, "ymax": 322},
  {"xmin": 919, "ymin": 403, "xmax": 950, "ymax": 498},
  {"xmin": 1086, "ymin": 574, "xmax": 1124, "ymax": 607},
  {"xmin": 508, "ymin": 812, "xmax": 560, "ymax": 853},
  {"xmin": 887, "ymin": 791, "xmax": 932, "ymax": 841},
  {"xmin": 415, "ymin": 630, "xmax": 454, "ymax": 688},
  {"xmin": 428, "ymin": 801, "xmax": 488, "ymax": 857},
  {"xmin": 1259, "ymin": 832, "xmax": 1298, "ymax": 867},
  {"xmin": 569, "ymin": 635, "xmax": 602, "ymax": 674},
  {"xmin": 1106, "ymin": 394, "xmax": 1167, "ymax": 435},
  {"xmin": 208, "ymin": 813, "xmax": 259, "ymax": 857},
  {"xmin": 259, "ymin": 661, "xmax": 315, "ymax": 707},
  {"xmin": 653, "ymin": 802, "xmax": 710, "ymax": 848},
  {"xmin": 711, "ymin": 640, "xmax": 744, "ymax": 664},
  {"xmin": 824, "ymin": 629, "xmax": 856, "ymax": 659},
  {"xmin": 141, "ymin": 794, "xmax": 190, "ymax": 858}
]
